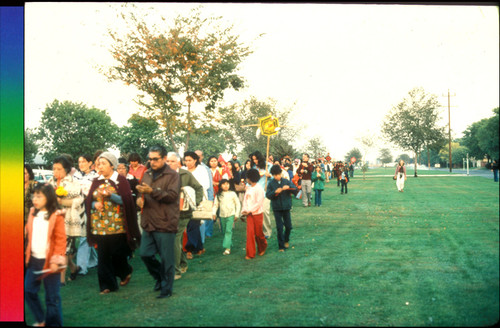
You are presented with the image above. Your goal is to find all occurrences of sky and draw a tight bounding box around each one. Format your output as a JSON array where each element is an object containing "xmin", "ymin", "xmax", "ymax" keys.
[{"xmin": 24, "ymin": 2, "xmax": 499, "ymax": 162}]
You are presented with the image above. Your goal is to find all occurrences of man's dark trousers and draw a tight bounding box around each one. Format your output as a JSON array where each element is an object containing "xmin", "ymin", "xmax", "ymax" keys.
[{"xmin": 140, "ymin": 230, "xmax": 176, "ymax": 295}]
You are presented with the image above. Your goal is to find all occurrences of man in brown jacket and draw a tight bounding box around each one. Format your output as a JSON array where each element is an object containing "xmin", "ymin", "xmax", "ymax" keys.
[
  {"xmin": 136, "ymin": 145, "xmax": 180, "ymax": 299},
  {"xmin": 299, "ymin": 153, "xmax": 314, "ymax": 207}
]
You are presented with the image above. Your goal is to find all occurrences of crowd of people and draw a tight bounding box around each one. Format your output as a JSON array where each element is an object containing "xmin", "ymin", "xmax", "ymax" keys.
[{"xmin": 23, "ymin": 147, "xmax": 355, "ymax": 326}]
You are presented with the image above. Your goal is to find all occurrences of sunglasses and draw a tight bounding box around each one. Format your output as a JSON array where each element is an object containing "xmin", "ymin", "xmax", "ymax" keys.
[{"xmin": 148, "ymin": 157, "xmax": 162, "ymax": 162}]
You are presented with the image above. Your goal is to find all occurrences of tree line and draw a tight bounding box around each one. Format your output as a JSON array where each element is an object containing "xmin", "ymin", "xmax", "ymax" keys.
[{"xmin": 24, "ymin": 5, "xmax": 498, "ymax": 170}]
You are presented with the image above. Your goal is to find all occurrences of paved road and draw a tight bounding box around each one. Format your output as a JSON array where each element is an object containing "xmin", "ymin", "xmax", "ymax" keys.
[
  {"xmin": 425, "ymin": 168, "xmax": 495, "ymax": 179},
  {"xmin": 363, "ymin": 168, "xmax": 496, "ymax": 180}
]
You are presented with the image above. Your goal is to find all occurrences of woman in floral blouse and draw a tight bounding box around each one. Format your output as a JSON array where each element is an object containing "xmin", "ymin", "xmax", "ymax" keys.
[
  {"xmin": 85, "ymin": 152, "xmax": 141, "ymax": 294},
  {"xmin": 48, "ymin": 155, "xmax": 85, "ymax": 285}
]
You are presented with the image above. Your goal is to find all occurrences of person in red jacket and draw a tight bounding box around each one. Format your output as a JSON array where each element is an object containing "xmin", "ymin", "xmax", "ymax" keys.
[{"xmin": 25, "ymin": 183, "xmax": 67, "ymax": 327}]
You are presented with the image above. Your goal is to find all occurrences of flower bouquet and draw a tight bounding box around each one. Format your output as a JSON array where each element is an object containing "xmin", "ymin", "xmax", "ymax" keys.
[{"xmin": 55, "ymin": 186, "xmax": 68, "ymax": 198}]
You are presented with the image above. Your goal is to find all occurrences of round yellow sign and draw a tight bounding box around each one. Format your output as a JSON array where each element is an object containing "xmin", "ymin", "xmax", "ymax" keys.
[{"xmin": 259, "ymin": 115, "xmax": 280, "ymax": 136}]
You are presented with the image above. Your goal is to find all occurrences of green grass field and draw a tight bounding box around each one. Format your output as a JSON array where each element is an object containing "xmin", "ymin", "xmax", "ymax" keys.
[{"xmin": 26, "ymin": 175, "xmax": 499, "ymax": 326}]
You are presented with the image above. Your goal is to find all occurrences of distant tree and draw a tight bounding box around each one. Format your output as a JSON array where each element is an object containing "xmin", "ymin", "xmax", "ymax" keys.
[
  {"xmin": 461, "ymin": 108, "xmax": 499, "ymax": 160},
  {"xmin": 420, "ymin": 148, "xmax": 442, "ymax": 168},
  {"xmin": 476, "ymin": 107, "xmax": 499, "ymax": 160},
  {"xmin": 377, "ymin": 148, "xmax": 393, "ymax": 168},
  {"xmin": 302, "ymin": 136, "xmax": 328, "ymax": 160},
  {"xmin": 24, "ymin": 128, "xmax": 39, "ymax": 164},
  {"xmin": 116, "ymin": 113, "xmax": 169, "ymax": 160},
  {"xmin": 439, "ymin": 142, "xmax": 470, "ymax": 168},
  {"xmin": 104, "ymin": 5, "xmax": 257, "ymax": 153},
  {"xmin": 345, "ymin": 147, "xmax": 363, "ymax": 163},
  {"xmin": 396, "ymin": 153, "xmax": 412, "ymax": 164},
  {"xmin": 461, "ymin": 120, "xmax": 486, "ymax": 159},
  {"xmin": 36, "ymin": 100, "xmax": 118, "ymax": 164},
  {"xmin": 422, "ymin": 135, "xmax": 447, "ymax": 169},
  {"xmin": 188, "ymin": 126, "xmax": 231, "ymax": 159},
  {"xmin": 219, "ymin": 97, "xmax": 300, "ymax": 158},
  {"xmin": 361, "ymin": 162, "xmax": 369, "ymax": 180},
  {"xmin": 381, "ymin": 87, "xmax": 446, "ymax": 177},
  {"xmin": 357, "ymin": 132, "xmax": 378, "ymax": 167}
]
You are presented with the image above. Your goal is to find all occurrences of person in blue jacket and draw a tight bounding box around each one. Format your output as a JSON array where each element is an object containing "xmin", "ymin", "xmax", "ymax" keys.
[{"xmin": 265, "ymin": 165, "xmax": 297, "ymax": 252}]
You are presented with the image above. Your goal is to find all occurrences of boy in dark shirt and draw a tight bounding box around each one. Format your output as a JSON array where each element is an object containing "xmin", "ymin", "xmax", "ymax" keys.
[{"xmin": 266, "ymin": 165, "xmax": 297, "ymax": 252}]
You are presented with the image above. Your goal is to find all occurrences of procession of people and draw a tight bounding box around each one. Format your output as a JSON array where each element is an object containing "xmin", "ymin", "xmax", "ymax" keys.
[{"xmin": 24, "ymin": 145, "xmax": 363, "ymax": 325}]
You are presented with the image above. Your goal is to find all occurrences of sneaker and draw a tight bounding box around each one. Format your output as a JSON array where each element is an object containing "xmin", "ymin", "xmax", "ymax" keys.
[{"xmin": 223, "ymin": 249, "xmax": 231, "ymax": 255}]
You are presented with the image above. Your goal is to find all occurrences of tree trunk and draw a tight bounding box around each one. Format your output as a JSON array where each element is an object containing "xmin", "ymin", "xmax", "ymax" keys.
[
  {"xmin": 163, "ymin": 109, "xmax": 178, "ymax": 153},
  {"xmin": 184, "ymin": 101, "xmax": 191, "ymax": 151},
  {"xmin": 427, "ymin": 149, "xmax": 431, "ymax": 170},
  {"xmin": 414, "ymin": 151, "xmax": 418, "ymax": 177}
]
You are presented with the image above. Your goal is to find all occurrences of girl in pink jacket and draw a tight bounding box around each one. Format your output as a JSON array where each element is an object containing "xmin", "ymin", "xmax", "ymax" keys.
[{"xmin": 25, "ymin": 184, "xmax": 67, "ymax": 327}]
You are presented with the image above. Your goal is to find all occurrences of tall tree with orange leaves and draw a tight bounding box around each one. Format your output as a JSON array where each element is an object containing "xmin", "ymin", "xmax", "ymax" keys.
[{"xmin": 104, "ymin": 5, "xmax": 256, "ymax": 153}]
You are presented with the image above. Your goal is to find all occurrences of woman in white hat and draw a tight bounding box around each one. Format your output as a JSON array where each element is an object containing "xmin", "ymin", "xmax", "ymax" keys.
[{"xmin": 84, "ymin": 152, "xmax": 141, "ymax": 294}]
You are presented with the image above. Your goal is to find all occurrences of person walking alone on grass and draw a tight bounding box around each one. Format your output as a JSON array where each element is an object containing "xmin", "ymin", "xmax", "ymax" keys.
[
  {"xmin": 266, "ymin": 165, "xmax": 297, "ymax": 252},
  {"xmin": 25, "ymin": 183, "xmax": 67, "ymax": 327},
  {"xmin": 312, "ymin": 165, "xmax": 326, "ymax": 205},
  {"xmin": 212, "ymin": 179, "xmax": 241, "ymax": 255},
  {"xmin": 136, "ymin": 145, "xmax": 180, "ymax": 299},
  {"xmin": 491, "ymin": 159, "xmax": 498, "ymax": 182},
  {"xmin": 394, "ymin": 159, "xmax": 407, "ymax": 192},
  {"xmin": 340, "ymin": 166, "xmax": 349, "ymax": 194},
  {"xmin": 299, "ymin": 154, "xmax": 314, "ymax": 207},
  {"xmin": 240, "ymin": 169, "xmax": 267, "ymax": 259}
]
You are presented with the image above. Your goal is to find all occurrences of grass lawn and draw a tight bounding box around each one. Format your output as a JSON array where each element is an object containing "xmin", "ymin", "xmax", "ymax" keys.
[{"xmin": 25, "ymin": 174, "xmax": 499, "ymax": 326}]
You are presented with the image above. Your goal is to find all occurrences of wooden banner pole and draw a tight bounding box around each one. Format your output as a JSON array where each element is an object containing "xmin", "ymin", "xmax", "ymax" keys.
[{"xmin": 265, "ymin": 135, "xmax": 270, "ymax": 189}]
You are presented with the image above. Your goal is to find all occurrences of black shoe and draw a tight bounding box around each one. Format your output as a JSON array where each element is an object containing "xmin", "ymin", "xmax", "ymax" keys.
[
  {"xmin": 157, "ymin": 291, "xmax": 172, "ymax": 299},
  {"xmin": 69, "ymin": 266, "xmax": 81, "ymax": 281},
  {"xmin": 154, "ymin": 280, "xmax": 161, "ymax": 291}
]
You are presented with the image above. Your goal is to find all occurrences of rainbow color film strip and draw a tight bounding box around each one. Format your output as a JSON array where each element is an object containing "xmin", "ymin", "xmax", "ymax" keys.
[{"xmin": 0, "ymin": 6, "xmax": 24, "ymax": 322}]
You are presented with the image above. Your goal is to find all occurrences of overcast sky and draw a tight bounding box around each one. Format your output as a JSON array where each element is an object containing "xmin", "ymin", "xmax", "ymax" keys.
[{"xmin": 25, "ymin": 3, "xmax": 499, "ymax": 161}]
